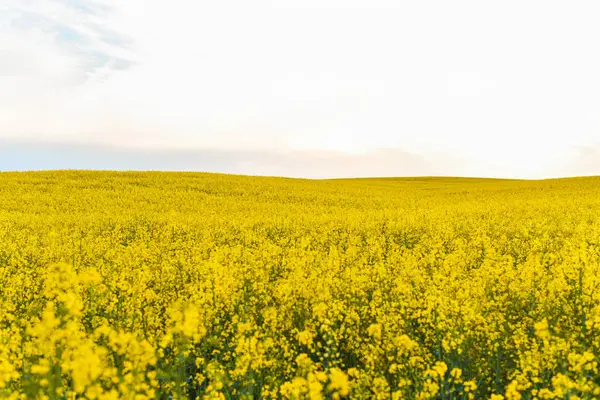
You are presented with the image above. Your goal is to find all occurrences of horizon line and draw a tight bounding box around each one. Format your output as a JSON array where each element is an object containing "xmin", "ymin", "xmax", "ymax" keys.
[{"xmin": 1, "ymin": 169, "xmax": 599, "ymax": 182}]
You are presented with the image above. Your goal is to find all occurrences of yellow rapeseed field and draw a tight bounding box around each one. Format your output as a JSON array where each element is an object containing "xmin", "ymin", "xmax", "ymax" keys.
[{"xmin": 1, "ymin": 171, "xmax": 600, "ymax": 400}]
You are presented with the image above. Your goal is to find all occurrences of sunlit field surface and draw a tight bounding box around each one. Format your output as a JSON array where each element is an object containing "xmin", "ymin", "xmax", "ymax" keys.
[{"xmin": 1, "ymin": 171, "xmax": 600, "ymax": 399}]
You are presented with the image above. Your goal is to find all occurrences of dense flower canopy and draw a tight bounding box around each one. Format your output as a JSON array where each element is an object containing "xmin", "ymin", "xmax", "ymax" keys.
[{"xmin": 1, "ymin": 171, "xmax": 600, "ymax": 399}]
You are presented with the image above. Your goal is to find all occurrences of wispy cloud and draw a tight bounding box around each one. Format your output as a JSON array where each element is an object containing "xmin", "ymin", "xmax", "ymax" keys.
[{"xmin": 2, "ymin": 0, "xmax": 134, "ymax": 81}]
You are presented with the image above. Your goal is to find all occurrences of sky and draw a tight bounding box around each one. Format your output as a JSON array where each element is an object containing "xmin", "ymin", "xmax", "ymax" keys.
[{"xmin": 1, "ymin": 0, "xmax": 600, "ymax": 179}]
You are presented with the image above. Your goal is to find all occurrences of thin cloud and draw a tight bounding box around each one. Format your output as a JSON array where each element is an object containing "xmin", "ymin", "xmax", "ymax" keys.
[
  {"xmin": 562, "ymin": 145, "xmax": 600, "ymax": 177},
  {"xmin": 0, "ymin": 140, "xmax": 467, "ymax": 179},
  {"xmin": 1, "ymin": 0, "xmax": 135, "ymax": 81}
]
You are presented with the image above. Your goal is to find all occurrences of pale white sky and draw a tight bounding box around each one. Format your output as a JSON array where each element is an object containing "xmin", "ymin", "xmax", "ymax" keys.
[{"xmin": 1, "ymin": 0, "xmax": 600, "ymax": 178}]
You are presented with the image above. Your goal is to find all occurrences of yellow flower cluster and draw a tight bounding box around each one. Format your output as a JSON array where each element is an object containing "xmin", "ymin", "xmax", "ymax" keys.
[{"xmin": 1, "ymin": 171, "xmax": 600, "ymax": 399}]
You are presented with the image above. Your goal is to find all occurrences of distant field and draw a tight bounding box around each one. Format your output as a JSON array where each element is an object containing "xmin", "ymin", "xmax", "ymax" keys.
[{"xmin": 1, "ymin": 171, "xmax": 600, "ymax": 399}]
